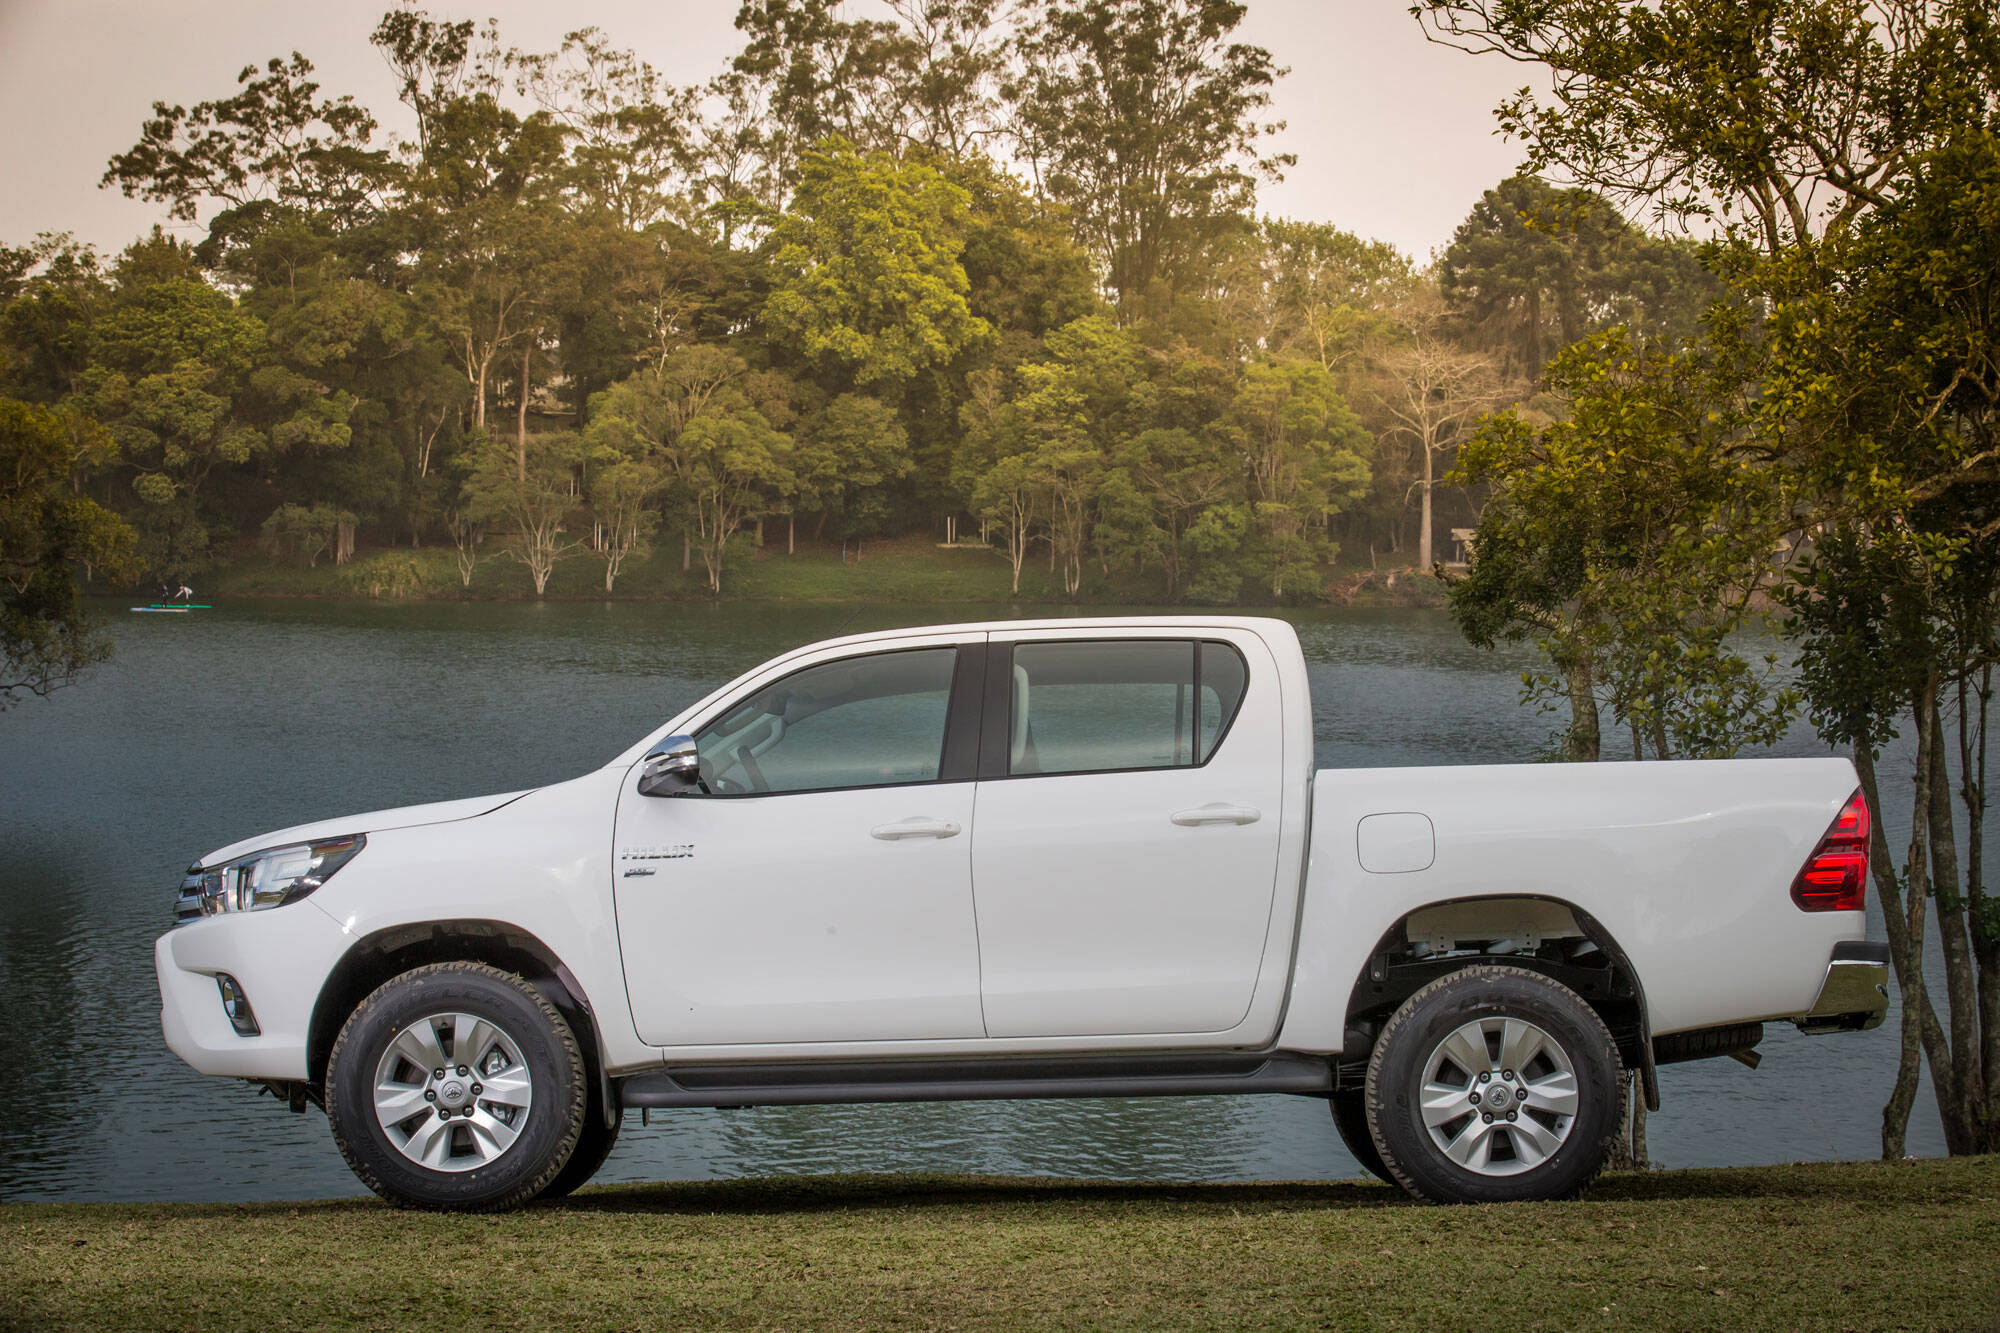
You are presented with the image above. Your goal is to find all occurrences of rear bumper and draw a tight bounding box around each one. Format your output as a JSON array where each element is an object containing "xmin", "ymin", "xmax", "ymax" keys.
[{"xmin": 1795, "ymin": 940, "xmax": 1890, "ymax": 1034}]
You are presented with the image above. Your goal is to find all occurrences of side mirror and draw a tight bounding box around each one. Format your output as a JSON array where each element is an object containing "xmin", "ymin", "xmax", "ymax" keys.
[{"xmin": 637, "ymin": 735, "xmax": 702, "ymax": 797}]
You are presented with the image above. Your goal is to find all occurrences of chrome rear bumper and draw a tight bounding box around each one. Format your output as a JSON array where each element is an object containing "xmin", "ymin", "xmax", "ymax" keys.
[{"xmin": 1796, "ymin": 940, "xmax": 1890, "ymax": 1034}]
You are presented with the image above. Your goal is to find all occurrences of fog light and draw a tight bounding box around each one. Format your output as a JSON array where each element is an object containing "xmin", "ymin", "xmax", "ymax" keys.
[{"xmin": 215, "ymin": 973, "xmax": 260, "ymax": 1036}]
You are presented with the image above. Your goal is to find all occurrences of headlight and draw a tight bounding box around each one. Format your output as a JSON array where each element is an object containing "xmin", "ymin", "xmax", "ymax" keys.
[{"xmin": 174, "ymin": 835, "xmax": 365, "ymax": 922}]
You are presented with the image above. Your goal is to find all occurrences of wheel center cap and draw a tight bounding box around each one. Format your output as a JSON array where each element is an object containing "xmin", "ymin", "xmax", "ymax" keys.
[
  {"xmin": 438, "ymin": 1079, "xmax": 468, "ymax": 1108},
  {"xmin": 1484, "ymin": 1084, "xmax": 1513, "ymax": 1111}
]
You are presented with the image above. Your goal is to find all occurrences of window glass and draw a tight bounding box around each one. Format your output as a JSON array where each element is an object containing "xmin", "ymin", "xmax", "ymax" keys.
[
  {"xmin": 694, "ymin": 648, "xmax": 956, "ymax": 794},
  {"xmin": 1198, "ymin": 640, "xmax": 1248, "ymax": 762},
  {"xmin": 1007, "ymin": 640, "xmax": 1250, "ymax": 776}
]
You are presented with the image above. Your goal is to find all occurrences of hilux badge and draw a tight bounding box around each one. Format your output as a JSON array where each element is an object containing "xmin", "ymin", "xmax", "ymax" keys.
[{"xmin": 620, "ymin": 844, "xmax": 694, "ymax": 861}]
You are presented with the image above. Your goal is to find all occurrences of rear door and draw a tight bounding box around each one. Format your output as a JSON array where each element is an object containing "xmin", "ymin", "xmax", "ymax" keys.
[{"xmin": 969, "ymin": 628, "xmax": 1287, "ymax": 1038}]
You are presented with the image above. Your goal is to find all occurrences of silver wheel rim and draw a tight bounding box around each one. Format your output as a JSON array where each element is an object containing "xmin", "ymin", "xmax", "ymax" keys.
[
  {"xmin": 373, "ymin": 1011, "xmax": 534, "ymax": 1173},
  {"xmin": 1418, "ymin": 1016, "xmax": 1579, "ymax": 1176}
]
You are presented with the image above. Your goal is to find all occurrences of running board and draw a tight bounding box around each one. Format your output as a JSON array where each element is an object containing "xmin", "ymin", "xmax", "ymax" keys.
[{"xmin": 617, "ymin": 1052, "xmax": 1334, "ymax": 1110}]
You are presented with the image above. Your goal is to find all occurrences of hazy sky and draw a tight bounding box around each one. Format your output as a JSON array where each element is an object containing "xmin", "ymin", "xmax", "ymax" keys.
[{"xmin": 0, "ymin": 0, "xmax": 1536, "ymax": 263}]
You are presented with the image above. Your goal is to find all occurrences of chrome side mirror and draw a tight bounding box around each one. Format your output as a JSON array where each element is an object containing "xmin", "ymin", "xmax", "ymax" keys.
[{"xmin": 637, "ymin": 735, "xmax": 702, "ymax": 797}]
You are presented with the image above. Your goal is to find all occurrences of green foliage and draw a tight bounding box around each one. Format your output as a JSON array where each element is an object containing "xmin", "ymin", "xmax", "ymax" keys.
[
  {"xmin": 1449, "ymin": 328, "xmax": 1796, "ymax": 761},
  {"xmin": 764, "ymin": 140, "xmax": 989, "ymax": 389},
  {"xmin": 259, "ymin": 501, "xmax": 351, "ymax": 568},
  {"xmin": 0, "ymin": 390, "xmax": 136, "ymax": 708}
]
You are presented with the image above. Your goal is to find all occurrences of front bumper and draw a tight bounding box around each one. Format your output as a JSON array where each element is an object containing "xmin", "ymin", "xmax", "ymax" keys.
[
  {"xmin": 1795, "ymin": 940, "xmax": 1891, "ymax": 1034},
  {"xmin": 155, "ymin": 899, "xmax": 350, "ymax": 1079}
]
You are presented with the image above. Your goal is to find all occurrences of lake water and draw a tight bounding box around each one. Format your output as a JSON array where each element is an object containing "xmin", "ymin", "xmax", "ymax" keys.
[{"xmin": 0, "ymin": 598, "xmax": 1952, "ymax": 1202}]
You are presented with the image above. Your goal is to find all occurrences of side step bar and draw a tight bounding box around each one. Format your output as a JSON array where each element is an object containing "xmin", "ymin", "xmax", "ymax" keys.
[{"xmin": 617, "ymin": 1052, "xmax": 1334, "ymax": 1110}]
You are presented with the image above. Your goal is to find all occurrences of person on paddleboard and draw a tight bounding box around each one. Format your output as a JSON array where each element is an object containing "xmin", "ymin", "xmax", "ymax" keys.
[{"xmin": 174, "ymin": 584, "xmax": 193, "ymax": 602}]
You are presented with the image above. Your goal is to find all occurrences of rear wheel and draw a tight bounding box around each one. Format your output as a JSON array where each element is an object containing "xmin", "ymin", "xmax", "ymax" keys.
[
  {"xmin": 1329, "ymin": 1091, "xmax": 1393, "ymax": 1185},
  {"xmin": 326, "ymin": 962, "xmax": 586, "ymax": 1211},
  {"xmin": 1364, "ymin": 965, "xmax": 1622, "ymax": 1204}
]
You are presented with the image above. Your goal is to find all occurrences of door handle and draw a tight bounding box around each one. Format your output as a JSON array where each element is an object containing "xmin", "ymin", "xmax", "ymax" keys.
[
  {"xmin": 870, "ymin": 817, "xmax": 962, "ymax": 840},
  {"xmin": 1171, "ymin": 803, "xmax": 1261, "ymax": 827}
]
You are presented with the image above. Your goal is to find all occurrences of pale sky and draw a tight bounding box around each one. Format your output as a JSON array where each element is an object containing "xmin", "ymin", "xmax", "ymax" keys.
[{"xmin": 0, "ymin": 0, "xmax": 1535, "ymax": 263}]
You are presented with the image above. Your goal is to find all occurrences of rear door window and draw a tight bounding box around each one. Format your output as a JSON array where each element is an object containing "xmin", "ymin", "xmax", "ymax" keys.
[{"xmin": 1005, "ymin": 640, "xmax": 1248, "ymax": 776}]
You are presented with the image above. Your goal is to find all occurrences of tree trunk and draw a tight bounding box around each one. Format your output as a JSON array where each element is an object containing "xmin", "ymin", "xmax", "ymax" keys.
[
  {"xmin": 1563, "ymin": 653, "xmax": 1600, "ymax": 762},
  {"xmin": 682, "ymin": 532, "xmax": 691, "ymax": 572},
  {"xmin": 788, "ymin": 514, "xmax": 795, "ymax": 555},
  {"xmin": 516, "ymin": 341, "xmax": 532, "ymax": 480},
  {"xmin": 1927, "ymin": 704, "xmax": 1980, "ymax": 1154},
  {"xmin": 1418, "ymin": 436, "xmax": 1435, "ymax": 570}
]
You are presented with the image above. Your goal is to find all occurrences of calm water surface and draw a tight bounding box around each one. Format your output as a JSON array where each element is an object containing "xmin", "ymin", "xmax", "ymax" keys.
[{"xmin": 0, "ymin": 598, "xmax": 1953, "ymax": 1201}]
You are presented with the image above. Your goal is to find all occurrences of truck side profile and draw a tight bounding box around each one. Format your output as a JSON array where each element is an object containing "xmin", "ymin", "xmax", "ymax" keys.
[{"xmin": 155, "ymin": 617, "xmax": 1889, "ymax": 1208}]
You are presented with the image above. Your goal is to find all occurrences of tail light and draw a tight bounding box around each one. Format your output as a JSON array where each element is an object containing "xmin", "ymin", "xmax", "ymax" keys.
[{"xmin": 1792, "ymin": 790, "xmax": 1870, "ymax": 912}]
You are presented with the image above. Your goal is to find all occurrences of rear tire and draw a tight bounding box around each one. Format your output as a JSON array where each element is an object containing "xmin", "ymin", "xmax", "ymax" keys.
[
  {"xmin": 1364, "ymin": 965, "xmax": 1622, "ymax": 1204},
  {"xmin": 326, "ymin": 962, "xmax": 586, "ymax": 1211},
  {"xmin": 1329, "ymin": 1091, "xmax": 1393, "ymax": 1185}
]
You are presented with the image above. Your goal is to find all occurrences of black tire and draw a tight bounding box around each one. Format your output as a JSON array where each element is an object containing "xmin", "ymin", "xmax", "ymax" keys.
[
  {"xmin": 327, "ymin": 962, "xmax": 587, "ymax": 1211},
  {"xmin": 1364, "ymin": 965, "xmax": 1622, "ymax": 1204},
  {"xmin": 1330, "ymin": 1090, "xmax": 1394, "ymax": 1185},
  {"xmin": 534, "ymin": 1083, "xmax": 622, "ymax": 1202}
]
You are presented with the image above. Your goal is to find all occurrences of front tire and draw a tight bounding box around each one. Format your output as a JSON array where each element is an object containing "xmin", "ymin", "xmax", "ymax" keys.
[
  {"xmin": 1364, "ymin": 965, "xmax": 1622, "ymax": 1204},
  {"xmin": 327, "ymin": 962, "xmax": 587, "ymax": 1211},
  {"xmin": 1330, "ymin": 1091, "xmax": 1393, "ymax": 1185}
]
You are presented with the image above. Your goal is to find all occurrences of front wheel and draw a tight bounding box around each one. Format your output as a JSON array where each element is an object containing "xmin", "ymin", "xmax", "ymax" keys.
[
  {"xmin": 1364, "ymin": 965, "xmax": 1622, "ymax": 1204},
  {"xmin": 326, "ymin": 962, "xmax": 587, "ymax": 1211}
]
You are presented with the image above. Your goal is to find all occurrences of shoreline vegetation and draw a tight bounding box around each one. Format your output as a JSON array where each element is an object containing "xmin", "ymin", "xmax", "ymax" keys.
[
  {"xmin": 152, "ymin": 536, "xmax": 1451, "ymax": 608},
  {"xmin": 5, "ymin": 1157, "xmax": 1997, "ymax": 1331}
]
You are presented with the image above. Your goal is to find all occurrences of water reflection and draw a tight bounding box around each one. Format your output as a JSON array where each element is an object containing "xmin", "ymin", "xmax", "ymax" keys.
[{"xmin": 0, "ymin": 598, "xmax": 1957, "ymax": 1202}]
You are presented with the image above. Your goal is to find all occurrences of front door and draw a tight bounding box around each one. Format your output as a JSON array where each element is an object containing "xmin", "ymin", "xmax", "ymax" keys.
[
  {"xmin": 614, "ymin": 640, "xmax": 986, "ymax": 1047},
  {"xmin": 970, "ymin": 632, "xmax": 1287, "ymax": 1038}
]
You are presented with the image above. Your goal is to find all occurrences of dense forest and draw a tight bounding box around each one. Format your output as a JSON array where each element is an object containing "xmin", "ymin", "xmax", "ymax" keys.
[{"xmin": 0, "ymin": 0, "xmax": 1713, "ymax": 605}]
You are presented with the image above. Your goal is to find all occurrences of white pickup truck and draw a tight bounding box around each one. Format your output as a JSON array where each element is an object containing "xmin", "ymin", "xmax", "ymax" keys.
[{"xmin": 156, "ymin": 616, "xmax": 1888, "ymax": 1209}]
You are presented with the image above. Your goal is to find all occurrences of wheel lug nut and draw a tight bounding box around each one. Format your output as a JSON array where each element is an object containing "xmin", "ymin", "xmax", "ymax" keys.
[
  {"xmin": 1468, "ymin": 1092, "xmax": 1480, "ymax": 1104},
  {"xmin": 471, "ymin": 1083, "xmax": 482, "ymax": 1096},
  {"xmin": 457, "ymin": 1065, "xmax": 468, "ymax": 1076},
  {"xmin": 424, "ymin": 1090, "xmax": 436, "ymax": 1102},
  {"xmin": 1516, "ymin": 1087, "xmax": 1528, "ymax": 1100},
  {"xmin": 1503, "ymin": 1069, "xmax": 1515, "ymax": 1081},
  {"xmin": 437, "ymin": 1107, "xmax": 450, "ymax": 1120},
  {"xmin": 434, "ymin": 1068, "xmax": 445, "ymax": 1080},
  {"xmin": 1506, "ymin": 1111, "xmax": 1517, "ymax": 1122},
  {"xmin": 1482, "ymin": 1112, "xmax": 1493, "ymax": 1123}
]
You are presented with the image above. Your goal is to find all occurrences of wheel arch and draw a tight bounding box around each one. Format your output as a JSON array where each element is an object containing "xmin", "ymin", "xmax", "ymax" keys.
[
  {"xmin": 308, "ymin": 919, "xmax": 612, "ymax": 1121},
  {"xmin": 1339, "ymin": 893, "xmax": 1657, "ymax": 1109}
]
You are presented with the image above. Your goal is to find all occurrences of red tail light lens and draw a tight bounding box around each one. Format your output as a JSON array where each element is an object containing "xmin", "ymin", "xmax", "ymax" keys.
[{"xmin": 1792, "ymin": 790, "xmax": 1870, "ymax": 912}]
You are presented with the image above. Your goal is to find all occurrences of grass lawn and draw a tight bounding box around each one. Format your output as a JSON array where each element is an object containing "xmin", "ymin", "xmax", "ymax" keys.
[
  {"xmin": 5, "ymin": 1157, "xmax": 1997, "ymax": 1331},
  {"xmin": 197, "ymin": 533, "xmax": 1450, "ymax": 607}
]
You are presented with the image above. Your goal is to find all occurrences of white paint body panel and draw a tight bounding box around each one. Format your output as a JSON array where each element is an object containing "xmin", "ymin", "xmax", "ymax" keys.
[{"xmin": 154, "ymin": 615, "xmax": 1868, "ymax": 1086}]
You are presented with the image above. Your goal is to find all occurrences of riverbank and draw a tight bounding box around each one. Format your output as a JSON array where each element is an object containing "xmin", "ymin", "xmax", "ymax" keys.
[
  {"xmin": 190, "ymin": 535, "xmax": 1450, "ymax": 608},
  {"xmin": 5, "ymin": 1158, "xmax": 1995, "ymax": 1331}
]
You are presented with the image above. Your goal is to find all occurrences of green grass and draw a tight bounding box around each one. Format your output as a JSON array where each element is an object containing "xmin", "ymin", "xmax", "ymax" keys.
[
  {"xmin": 6, "ymin": 1158, "xmax": 1997, "ymax": 1331},
  {"xmin": 198, "ymin": 534, "xmax": 1451, "ymax": 607}
]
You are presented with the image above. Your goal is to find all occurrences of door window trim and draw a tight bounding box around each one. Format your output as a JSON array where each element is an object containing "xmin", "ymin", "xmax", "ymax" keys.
[
  {"xmin": 974, "ymin": 638, "xmax": 1251, "ymax": 782},
  {"xmin": 676, "ymin": 643, "xmax": 986, "ymax": 799}
]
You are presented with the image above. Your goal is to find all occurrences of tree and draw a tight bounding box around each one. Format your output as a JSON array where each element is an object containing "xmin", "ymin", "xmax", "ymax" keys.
[
  {"xmin": 1223, "ymin": 358, "xmax": 1371, "ymax": 597},
  {"xmin": 1257, "ymin": 219, "xmax": 1414, "ymax": 376},
  {"xmin": 1414, "ymin": 0, "xmax": 1994, "ymax": 256},
  {"xmin": 1439, "ymin": 175, "xmax": 1719, "ymax": 380},
  {"xmin": 1, "ymin": 390, "xmax": 135, "ymax": 708},
  {"xmin": 588, "ymin": 459, "xmax": 662, "ymax": 592},
  {"xmin": 763, "ymin": 139, "xmax": 989, "ymax": 391},
  {"xmin": 461, "ymin": 432, "xmax": 585, "ymax": 595},
  {"xmin": 1772, "ymin": 129, "xmax": 2000, "ymax": 1159},
  {"xmin": 260, "ymin": 501, "xmax": 351, "ymax": 567},
  {"xmin": 1007, "ymin": 0, "xmax": 1291, "ymax": 322},
  {"xmin": 1449, "ymin": 328, "xmax": 1795, "ymax": 765},
  {"xmin": 590, "ymin": 349, "xmax": 794, "ymax": 594},
  {"xmin": 1377, "ymin": 287, "xmax": 1505, "ymax": 571},
  {"xmin": 792, "ymin": 393, "xmax": 914, "ymax": 544}
]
